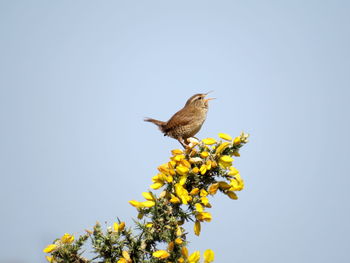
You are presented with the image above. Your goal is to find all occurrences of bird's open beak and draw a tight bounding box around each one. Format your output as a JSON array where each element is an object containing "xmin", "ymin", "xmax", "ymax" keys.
[{"xmin": 204, "ymin": 92, "xmax": 215, "ymax": 102}]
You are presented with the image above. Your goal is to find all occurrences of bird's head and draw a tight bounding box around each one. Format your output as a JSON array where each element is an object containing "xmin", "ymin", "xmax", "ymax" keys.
[{"xmin": 185, "ymin": 92, "xmax": 215, "ymax": 109}]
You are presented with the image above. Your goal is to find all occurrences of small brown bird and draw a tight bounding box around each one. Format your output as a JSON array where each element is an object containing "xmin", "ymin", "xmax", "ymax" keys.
[{"xmin": 144, "ymin": 92, "xmax": 215, "ymax": 147}]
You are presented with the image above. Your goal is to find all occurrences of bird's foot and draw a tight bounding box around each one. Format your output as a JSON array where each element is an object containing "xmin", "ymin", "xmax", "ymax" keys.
[{"xmin": 177, "ymin": 137, "xmax": 188, "ymax": 148}]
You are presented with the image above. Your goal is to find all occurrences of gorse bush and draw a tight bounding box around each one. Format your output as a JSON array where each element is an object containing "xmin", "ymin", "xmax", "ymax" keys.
[{"xmin": 43, "ymin": 132, "xmax": 249, "ymax": 263}]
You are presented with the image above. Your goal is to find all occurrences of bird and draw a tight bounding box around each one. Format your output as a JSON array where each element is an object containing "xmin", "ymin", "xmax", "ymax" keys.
[{"xmin": 144, "ymin": 92, "xmax": 215, "ymax": 147}]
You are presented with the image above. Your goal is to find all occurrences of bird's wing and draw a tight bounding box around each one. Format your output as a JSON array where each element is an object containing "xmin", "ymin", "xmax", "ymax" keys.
[{"xmin": 163, "ymin": 107, "xmax": 196, "ymax": 133}]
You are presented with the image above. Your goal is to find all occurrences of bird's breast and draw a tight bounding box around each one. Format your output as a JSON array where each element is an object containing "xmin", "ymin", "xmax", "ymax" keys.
[{"xmin": 167, "ymin": 118, "xmax": 206, "ymax": 139}]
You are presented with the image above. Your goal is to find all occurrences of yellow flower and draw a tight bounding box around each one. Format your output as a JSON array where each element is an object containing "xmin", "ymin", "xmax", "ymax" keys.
[
  {"xmin": 46, "ymin": 256, "xmax": 54, "ymax": 263},
  {"xmin": 230, "ymin": 176, "xmax": 244, "ymax": 191},
  {"xmin": 179, "ymin": 175, "xmax": 187, "ymax": 186},
  {"xmin": 172, "ymin": 149, "xmax": 184, "ymax": 155},
  {"xmin": 190, "ymin": 188, "xmax": 199, "ymax": 195},
  {"xmin": 168, "ymin": 241, "xmax": 175, "ymax": 251},
  {"xmin": 202, "ymin": 138, "xmax": 217, "ymax": 145},
  {"xmin": 181, "ymin": 196, "xmax": 191, "ymax": 205},
  {"xmin": 117, "ymin": 258, "xmax": 127, "ymax": 263},
  {"xmin": 122, "ymin": 251, "xmax": 131, "ymax": 261},
  {"xmin": 200, "ymin": 189, "xmax": 208, "ymax": 197},
  {"xmin": 152, "ymin": 173, "xmax": 167, "ymax": 183},
  {"xmin": 175, "ymin": 184, "xmax": 191, "ymax": 204},
  {"xmin": 208, "ymin": 183, "xmax": 219, "ymax": 195},
  {"xmin": 204, "ymin": 249, "xmax": 215, "ymax": 263},
  {"xmin": 150, "ymin": 182, "xmax": 164, "ymax": 190},
  {"xmin": 173, "ymin": 154, "xmax": 186, "ymax": 162},
  {"xmin": 229, "ymin": 179, "xmax": 239, "ymax": 190},
  {"xmin": 142, "ymin": 192, "xmax": 155, "ymax": 201},
  {"xmin": 234, "ymin": 173, "xmax": 242, "ymax": 181},
  {"xmin": 170, "ymin": 194, "xmax": 181, "ymax": 204},
  {"xmin": 194, "ymin": 220, "xmax": 201, "ymax": 236},
  {"xmin": 200, "ymin": 151, "xmax": 209, "ymax": 158},
  {"xmin": 129, "ymin": 200, "xmax": 142, "ymax": 208},
  {"xmin": 195, "ymin": 203, "xmax": 204, "ymax": 212},
  {"xmin": 181, "ymin": 247, "xmax": 189, "ymax": 258},
  {"xmin": 218, "ymin": 133, "xmax": 232, "ymax": 141},
  {"xmin": 180, "ymin": 196, "xmax": 190, "ymax": 205},
  {"xmin": 43, "ymin": 244, "xmax": 57, "ymax": 253},
  {"xmin": 158, "ymin": 163, "xmax": 172, "ymax": 175},
  {"xmin": 233, "ymin": 136, "xmax": 241, "ymax": 145},
  {"xmin": 153, "ymin": 250, "xmax": 170, "ymax": 259},
  {"xmin": 219, "ymin": 155, "xmax": 233, "ymax": 168},
  {"xmin": 220, "ymin": 155, "xmax": 233, "ymax": 163},
  {"xmin": 175, "ymin": 237, "xmax": 183, "ymax": 245},
  {"xmin": 176, "ymin": 227, "xmax": 182, "ymax": 236},
  {"xmin": 113, "ymin": 222, "xmax": 120, "ymax": 232},
  {"xmin": 61, "ymin": 233, "xmax": 74, "ymax": 244},
  {"xmin": 215, "ymin": 142, "xmax": 230, "ymax": 155},
  {"xmin": 178, "ymin": 257, "xmax": 185, "ymax": 263},
  {"xmin": 226, "ymin": 191, "xmax": 238, "ymax": 200},
  {"xmin": 191, "ymin": 166, "xmax": 199, "ymax": 174},
  {"xmin": 228, "ymin": 166, "xmax": 239, "ymax": 176},
  {"xmin": 196, "ymin": 212, "xmax": 212, "ymax": 222},
  {"xmin": 169, "ymin": 160, "xmax": 176, "ymax": 167},
  {"xmin": 199, "ymin": 165, "xmax": 207, "ymax": 175},
  {"xmin": 175, "ymin": 183, "xmax": 184, "ymax": 196},
  {"xmin": 200, "ymin": 196, "xmax": 210, "ymax": 206},
  {"xmin": 141, "ymin": 200, "xmax": 156, "ymax": 208},
  {"xmin": 188, "ymin": 251, "xmax": 201, "ymax": 263},
  {"xmin": 166, "ymin": 175, "xmax": 173, "ymax": 183},
  {"xmin": 176, "ymin": 165, "xmax": 189, "ymax": 176},
  {"xmin": 146, "ymin": 223, "xmax": 153, "ymax": 228},
  {"xmin": 206, "ymin": 160, "xmax": 212, "ymax": 170},
  {"xmin": 118, "ymin": 222, "xmax": 126, "ymax": 231},
  {"xmin": 180, "ymin": 159, "xmax": 191, "ymax": 168},
  {"xmin": 168, "ymin": 162, "xmax": 176, "ymax": 175}
]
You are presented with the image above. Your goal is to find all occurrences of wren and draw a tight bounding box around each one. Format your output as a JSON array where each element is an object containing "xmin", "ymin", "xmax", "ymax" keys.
[{"xmin": 144, "ymin": 93, "xmax": 214, "ymax": 147}]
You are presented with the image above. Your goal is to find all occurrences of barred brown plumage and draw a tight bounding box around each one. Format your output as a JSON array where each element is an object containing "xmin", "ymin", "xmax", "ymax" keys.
[{"xmin": 144, "ymin": 92, "xmax": 215, "ymax": 147}]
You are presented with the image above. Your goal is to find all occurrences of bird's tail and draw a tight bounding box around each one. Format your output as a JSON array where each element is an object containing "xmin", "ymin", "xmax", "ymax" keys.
[{"xmin": 144, "ymin": 117, "xmax": 167, "ymax": 133}]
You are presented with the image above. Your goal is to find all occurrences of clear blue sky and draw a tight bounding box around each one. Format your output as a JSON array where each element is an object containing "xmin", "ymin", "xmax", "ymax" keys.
[{"xmin": 0, "ymin": 1, "xmax": 349, "ymax": 262}]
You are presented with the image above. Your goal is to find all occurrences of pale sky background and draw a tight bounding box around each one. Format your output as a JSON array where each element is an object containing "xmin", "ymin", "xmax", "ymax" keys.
[{"xmin": 1, "ymin": 1, "xmax": 350, "ymax": 262}]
